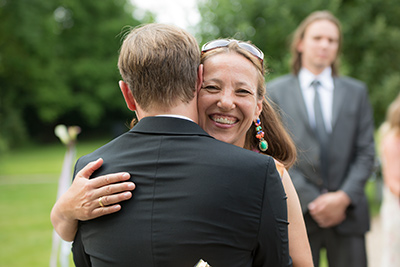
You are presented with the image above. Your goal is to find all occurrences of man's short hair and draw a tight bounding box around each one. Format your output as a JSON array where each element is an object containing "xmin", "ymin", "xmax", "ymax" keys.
[{"xmin": 118, "ymin": 23, "xmax": 200, "ymax": 111}]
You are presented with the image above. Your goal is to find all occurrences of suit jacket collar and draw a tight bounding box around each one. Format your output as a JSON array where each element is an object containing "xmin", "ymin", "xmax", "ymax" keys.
[
  {"xmin": 288, "ymin": 74, "xmax": 311, "ymax": 129},
  {"xmin": 332, "ymin": 77, "xmax": 346, "ymax": 129},
  {"xmin": 130, "ymin": 116, "xmax": 212, "ymax": 137}
]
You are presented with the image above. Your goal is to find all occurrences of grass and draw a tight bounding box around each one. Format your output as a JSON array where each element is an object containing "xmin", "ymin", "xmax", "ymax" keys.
[
  {"xmin": 0, "ymin": 138, "xmax": 382, "ymax": 267},
  {"xmin": 0, "ymin": 139, "xmax": 108, "ymax": 267},
  {"xmin": 0, "ymin": 182, "xmax": 58, "ymax": 266},
  {"xmin": 0, "ymin": 139, "xmax": 109, "ymax": 175}
]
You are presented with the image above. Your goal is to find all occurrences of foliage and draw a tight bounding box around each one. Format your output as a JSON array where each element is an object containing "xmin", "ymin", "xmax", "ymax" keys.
[
  {"xmin": 0, "ymin": 0, "xmax": 154, "ymax": 152},
  {"xmin": 2, "ymin": 0, "xmax": 398, "ymax": 152},
  {"xmin": 0, "ymin": 0, "xmax": 58, "ymax": 151},
  {"xmin": 196, "ymin": 0, "xmax": 400, "ymax": 126}
]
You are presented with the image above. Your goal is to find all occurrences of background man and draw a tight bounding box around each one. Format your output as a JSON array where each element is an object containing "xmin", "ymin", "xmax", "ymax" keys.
[
  {"xmin": 267, "ymin": 10, "xmax": 375, "ymax": 267},
  {"xmin": 72, "ymin": 23, "xmax": 291, "ymax": 267}
]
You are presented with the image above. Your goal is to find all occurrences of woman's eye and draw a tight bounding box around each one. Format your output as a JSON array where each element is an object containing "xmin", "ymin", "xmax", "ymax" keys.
[
  {"xmin": 237, "ymin": 89, "xmax": 252, "ymax": 95},
  {"xmin": 202, "ymin": 85, "xmax": 220, "ymax": 92}
]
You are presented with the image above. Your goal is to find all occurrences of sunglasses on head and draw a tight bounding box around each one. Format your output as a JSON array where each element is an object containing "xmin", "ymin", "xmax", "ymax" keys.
[{"xmin": 201, "ymin": 39, "xmax": 264, "ymax": 63}]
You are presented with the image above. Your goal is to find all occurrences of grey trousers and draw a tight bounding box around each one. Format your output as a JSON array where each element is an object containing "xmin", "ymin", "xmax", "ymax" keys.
[{"xmin": 308, "ymin": 227, "xmax": 367, "ymax": 267}]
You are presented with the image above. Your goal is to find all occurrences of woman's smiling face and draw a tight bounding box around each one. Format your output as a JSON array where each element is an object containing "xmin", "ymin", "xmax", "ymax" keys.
[{"xmin": 198, "ymin": 52, "xmax": 262, "ymax": 148}]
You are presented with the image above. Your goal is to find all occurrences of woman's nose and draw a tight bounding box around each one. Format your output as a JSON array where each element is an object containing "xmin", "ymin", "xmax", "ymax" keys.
[{"xmin": 217, "ymin": 90, "xmax": 236, "ymax": 110}]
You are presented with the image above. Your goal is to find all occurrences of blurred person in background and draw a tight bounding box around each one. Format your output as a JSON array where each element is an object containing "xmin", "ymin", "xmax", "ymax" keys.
[
  {"xmin": 266, "ymin": 10, "xmax": 375, "ymax": 267},
  {"xmin": 379, "ymin": 92, "xmax": 400, "ymax": 267}
]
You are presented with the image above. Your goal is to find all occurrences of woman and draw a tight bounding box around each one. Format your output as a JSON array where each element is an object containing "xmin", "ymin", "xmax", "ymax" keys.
[
  {"xmin": 379, "ymin": 93, "xmax": 400, "ymax": 267},
  {"xmin": 51, "ymin": 39, "xmax": 313, "ymax": 266}
]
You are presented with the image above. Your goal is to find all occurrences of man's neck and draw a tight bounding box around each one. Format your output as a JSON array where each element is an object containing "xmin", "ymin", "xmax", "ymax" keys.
[
  {"xmin": 302, "ymin": 64, "xmax": 327, "ymax": 76},
  {"xmin": 300, "ymin": 67, "xmax": 332, "ymax": 79},
  {"xmin": 135, "ymin": 100, "xmax": 199, "ymax": 123}
]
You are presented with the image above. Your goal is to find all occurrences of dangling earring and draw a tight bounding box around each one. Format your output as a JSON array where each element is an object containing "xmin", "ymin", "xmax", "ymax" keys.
[{"xmin": 255, "ymin": 118, "xmax": 268, "ymax": 152}]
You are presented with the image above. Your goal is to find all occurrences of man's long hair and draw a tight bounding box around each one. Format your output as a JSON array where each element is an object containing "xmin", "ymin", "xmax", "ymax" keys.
[{"xmin": 290, "ymin": 11, "xmax": 342, "ymax": 76}]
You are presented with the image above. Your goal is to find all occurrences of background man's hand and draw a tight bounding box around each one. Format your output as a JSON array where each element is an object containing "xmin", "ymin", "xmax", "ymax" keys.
[{"xmin": 308, "ymin": 191, "xmax": 351, "ymax": 228}]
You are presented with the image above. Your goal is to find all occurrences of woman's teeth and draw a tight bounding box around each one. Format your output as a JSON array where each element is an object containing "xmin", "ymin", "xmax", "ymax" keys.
[{"xmin": 212, "ymin": 115, "xmax": 236, "ymax": 125}]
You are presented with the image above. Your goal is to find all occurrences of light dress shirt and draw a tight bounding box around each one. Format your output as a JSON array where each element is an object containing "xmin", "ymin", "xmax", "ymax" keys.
[
  {"xmin": 156, "ymin": 114, "xmax": 194, "ymax": 122},
  {"xmin": 298, "ymin": 67, "xmax": 334, "ymax": 133}
]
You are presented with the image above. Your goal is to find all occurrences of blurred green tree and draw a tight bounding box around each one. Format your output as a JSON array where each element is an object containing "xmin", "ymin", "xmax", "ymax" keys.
[
  {"xmin": 196, "ymin": 0, "xmax": 400, "ymax": 126},
  {"xmin": 0, "ymin": 0, "xmax": 153, "ymax": 152}
]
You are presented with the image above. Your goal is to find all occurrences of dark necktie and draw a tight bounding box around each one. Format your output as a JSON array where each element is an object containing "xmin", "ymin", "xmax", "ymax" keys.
[{"xmin": 312, "ymin": 80, "xmax": 329, "ymax": 184}]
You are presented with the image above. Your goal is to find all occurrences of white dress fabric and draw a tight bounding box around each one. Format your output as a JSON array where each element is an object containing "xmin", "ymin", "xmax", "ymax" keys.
[
  {"xmin": 380, "ymin": 130, "xmax": 400, "ymax": 267},
  {"xmin": 380, "ymin": 185, "xmax": 400, "ymax": 267}
]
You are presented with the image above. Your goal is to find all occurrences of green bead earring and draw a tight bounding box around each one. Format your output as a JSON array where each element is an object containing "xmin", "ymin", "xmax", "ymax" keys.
[{"xmin": 255, "ymin": 118, "xmax": 268, "ymax": 152}]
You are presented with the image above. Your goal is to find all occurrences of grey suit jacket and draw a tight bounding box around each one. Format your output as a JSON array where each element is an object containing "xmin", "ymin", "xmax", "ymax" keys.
[{"xmin": 267, "ymin": 74, "xmax": 375, "ymax": 235}]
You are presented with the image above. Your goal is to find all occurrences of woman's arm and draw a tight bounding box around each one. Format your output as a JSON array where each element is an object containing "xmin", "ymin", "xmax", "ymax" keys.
[
  {"xmin": 50, "ymin": 158, "xmax": 135, "ymax": 241},
  {"xmin": 381, "ymin": 134, "xmax": 400, "ymax": 197},
  {"xmin": 281, "ymin": 169, "xmax": 314, "ymax": 267}
]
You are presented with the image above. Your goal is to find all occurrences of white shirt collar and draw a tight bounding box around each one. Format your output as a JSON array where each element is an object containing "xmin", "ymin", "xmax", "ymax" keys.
[
  {"xmin": 299, "ymin": 67, "xmax": 334, "ymax": 91},
  {"xmin": 156, "ymin": 114, "xmax": 194, "ymax": 122}
]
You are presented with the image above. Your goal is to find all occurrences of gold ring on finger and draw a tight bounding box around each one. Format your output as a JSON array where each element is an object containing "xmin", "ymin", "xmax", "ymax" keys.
[{"xmin": 99, "ymin": 196, "xmax": 105, "ymax": 207}]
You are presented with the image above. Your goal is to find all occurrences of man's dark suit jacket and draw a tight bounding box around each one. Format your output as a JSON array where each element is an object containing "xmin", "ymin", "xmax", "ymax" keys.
[
  {"xmin": 267, "ymin": 74, "xmax": 375, "ymax": 235},
  {"xmin": 72, "ymin": 117, "xmax": 291, "ymax": 267}
]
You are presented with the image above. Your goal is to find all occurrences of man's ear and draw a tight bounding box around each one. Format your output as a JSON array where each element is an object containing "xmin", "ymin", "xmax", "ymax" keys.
[
  {"xmin": 296, "ymin": 40, "xmax": 303, "ymax": 53},
  {"xmin": 119, "ymin": 80, "xmax": 136, "ymax": 111},
  {"xmin": 196, "ymin": 64, "xmax": 204, "ymax": 93}
]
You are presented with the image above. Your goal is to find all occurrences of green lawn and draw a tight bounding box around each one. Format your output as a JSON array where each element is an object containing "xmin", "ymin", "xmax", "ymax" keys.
[
  {"xmin": 0, "ymin": 139, "xmax": 110, "ymax": 175},
  {"xmin": 0, "ymin": 139, "xmax": 382, "ymax": 267},
  {"xmin": 0, "ymin": 182, "xmax": 58, "ymax": 266},
  {"xmin": 0, "ymin": 139, "xmax": 108, "ymax": 267}
]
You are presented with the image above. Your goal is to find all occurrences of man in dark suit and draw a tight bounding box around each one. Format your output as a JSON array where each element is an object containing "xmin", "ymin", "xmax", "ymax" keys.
[
  {"xmin": 71, "ymin": 23, "xmax": 291, "ymax": 267},
  {"xmin": 266, "ymin": 11, "xmax": 375, "ymax": 267}
]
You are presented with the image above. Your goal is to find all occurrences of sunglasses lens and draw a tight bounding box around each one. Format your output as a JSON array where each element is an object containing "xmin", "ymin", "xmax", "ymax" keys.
[
  {"xmin": 202, "ymin": 40, "xmax": 230, "ymax": 52},
  {"xmin": 238, "ymin": 43, "xmax": 264, "ymax": 60},
  {"xmin": 202, "ymin": 39, "xmax": 264, "ymax": 62}
]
